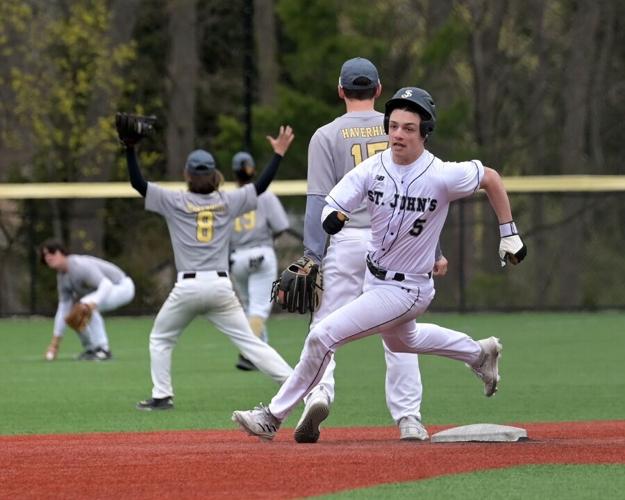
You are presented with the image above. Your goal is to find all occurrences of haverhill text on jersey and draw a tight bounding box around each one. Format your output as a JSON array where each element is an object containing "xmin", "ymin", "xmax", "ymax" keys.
[{"xmin": 340, "ymin": 125, "xmax": 385, "ymax": 139}]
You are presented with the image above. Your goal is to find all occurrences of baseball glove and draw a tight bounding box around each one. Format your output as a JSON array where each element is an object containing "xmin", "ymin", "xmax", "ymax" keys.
[
  {"xmin": 115, "ymin": 112, "xmax": 157, "ymax": 148},
  {"xmin": 64, "ymin": 303, "xmax": 93, "ymax": 332},
  {"xmin": 271, "ymin": 256, "xmax": 323, "ymax": 314}
]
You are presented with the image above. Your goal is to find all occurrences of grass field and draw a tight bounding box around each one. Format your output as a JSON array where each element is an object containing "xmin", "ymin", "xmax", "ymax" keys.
[
  {"xmin": 2, "ymin": 311, "xmax": 624, "ymax": 498},
  {"xmin": 318, "ymin": 465, "xmax": 625, "ymax": 499}
]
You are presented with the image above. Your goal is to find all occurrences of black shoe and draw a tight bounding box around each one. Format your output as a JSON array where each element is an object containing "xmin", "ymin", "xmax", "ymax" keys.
[
  {"xmin": 236, "ymin": 354, "xmax": 258, "ymax": 371},
  {"xmin": 93, "ymin": 348, "xmax": 113, "ymax": 361},
  {"xmin": 136, "ymin": 396, "xmax": 174, "ymax": 411},
  {"xmin": 76, "ymin": 349, "xmax": 96, "ymax": 361}
]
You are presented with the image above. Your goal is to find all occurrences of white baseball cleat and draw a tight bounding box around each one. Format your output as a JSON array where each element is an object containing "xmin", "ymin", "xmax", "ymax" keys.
[
  {"xmin": 467, "ymin": 336, "xmax": 502, "ymax": 397},
  {"xmin": 294, "ymin": 388, "xmax": 330, "ymax": 443},
  {"xmin": 232, "ymin": 404, "xmax": 281, "ymax": 441},
  {"xmin": 398, "ymin": 415, "xmax": 429, "ymax": 441}
]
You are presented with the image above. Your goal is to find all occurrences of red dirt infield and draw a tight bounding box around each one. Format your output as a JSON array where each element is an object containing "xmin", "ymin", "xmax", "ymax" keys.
[{"xmin": 2, "ymin": 420, "xmax": 624, "ymax": 499}]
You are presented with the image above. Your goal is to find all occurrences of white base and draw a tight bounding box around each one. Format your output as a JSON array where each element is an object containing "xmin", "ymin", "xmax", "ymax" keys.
[{"xmin": 431, "ymin": 423, "xmax": 528, "ymax": 443}]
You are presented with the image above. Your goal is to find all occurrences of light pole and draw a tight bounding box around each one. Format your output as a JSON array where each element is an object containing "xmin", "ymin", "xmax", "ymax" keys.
[{"xmin": 243, "ymin": 0, "xmax": 254, "ymax": 152}]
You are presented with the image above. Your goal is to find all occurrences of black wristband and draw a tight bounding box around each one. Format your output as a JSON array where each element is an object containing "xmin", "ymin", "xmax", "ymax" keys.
[{"xmin": 322, "ymin": 211, "xmax": 345, "ymax": 235}]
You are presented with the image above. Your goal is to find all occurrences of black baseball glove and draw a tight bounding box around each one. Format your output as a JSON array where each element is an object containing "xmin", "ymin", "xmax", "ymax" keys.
[
  {"xmin": 115, "ymin": 112, "xmax": 157, "ymax": 148},
  {"xmin": 271, "ymin": 256, "xmax": 323, "ymax": 314}
]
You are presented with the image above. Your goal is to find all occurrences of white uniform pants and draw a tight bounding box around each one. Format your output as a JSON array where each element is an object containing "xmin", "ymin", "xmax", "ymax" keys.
[
  {"xmin": 229, "ymin": 246, "xmax": 277, "ymax": 341},
  {"xmin": 269, "ymin": 271, "xmax": 482, "ymax": 421},
  {"xmin": 308, "ymin": 228, "xmax": 424, "ymax": 422},
  {"xmin": 81, "ymin": 276, "xmax": 135, "ymax": 350},
  {"xmin": 149, "ymin": 272, "xmax": 293, "ymax": 398}
]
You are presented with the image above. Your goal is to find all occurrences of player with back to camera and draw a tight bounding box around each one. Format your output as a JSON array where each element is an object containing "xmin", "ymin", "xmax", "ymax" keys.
[
  {"xmin": 229, "ymin": 151, "xmax": 290, "ymax": 371},
  {"xmin": 40, "ymin": 239, "xmax": 135, "ymax": 361},
  {"xmin": 289, "ymin": 57, "xmax": 448, "ymax": 443},
  {"xmin": 115, "ymin": 113, "xmax": 295, "ymax": 411},
  {"xmin": 232, "ymin": 86, "xmax": 527, "ymax": 440}
]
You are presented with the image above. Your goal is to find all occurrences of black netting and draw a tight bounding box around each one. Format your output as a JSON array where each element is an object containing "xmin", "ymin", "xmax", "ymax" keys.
[{"xmin": 1, "ymin": 192, "xmax": 624, "ymax": 316}]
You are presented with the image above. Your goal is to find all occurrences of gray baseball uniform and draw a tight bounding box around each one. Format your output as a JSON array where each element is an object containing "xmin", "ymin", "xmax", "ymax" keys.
[
  {"xmin": 145, "ymin": 182, "xmax": 293, "ymax": 398},
  {"xmin": 146, "ymin": 183, "xmax": 255, "ymax": 272},
  {"xmin": 229, "ymin": 191, "xmax": 289, "ymax": 324},
  {"xmin": 230, "ymin": 191, "xmax": 289, "ymax": 250},
  {"xmin": 302, "ymin": 110, "xmax": 424, "ymax": 423},
  {"xmin": 53, "ymin": 254, "xmax": 135, "ymax": 352}
]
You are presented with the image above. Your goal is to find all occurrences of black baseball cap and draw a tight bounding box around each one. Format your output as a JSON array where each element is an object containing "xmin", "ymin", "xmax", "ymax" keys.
[
  {"xmin": 339, "ymin": 57, "xmax": 380, "ymax": 90},
  {"xmin": 185, "ymin": 149, "xmax": 216, "ymax": 175}
]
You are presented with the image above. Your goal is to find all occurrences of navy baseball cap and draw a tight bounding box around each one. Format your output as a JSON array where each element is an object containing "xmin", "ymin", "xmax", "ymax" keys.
[
  {"xmin": 185, "ymin": 149, "xmax": 216, "ymax": 175},
  {"xmin": 232, "ymin": 151, "xmax": 255, "ymax": 172},
  {"xmin": 339, "ymin": 57, "xmax": 380, "ymax": 90}
]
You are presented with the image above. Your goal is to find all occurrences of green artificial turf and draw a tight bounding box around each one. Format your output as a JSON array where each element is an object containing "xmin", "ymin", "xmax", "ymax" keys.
[
  {"xmin": 313, "ymin": 464, "xmax": 625, "ymax": 499},
  {"xmin": 1, "ymin": 312, "xmax": 624, "ymax": 435}
]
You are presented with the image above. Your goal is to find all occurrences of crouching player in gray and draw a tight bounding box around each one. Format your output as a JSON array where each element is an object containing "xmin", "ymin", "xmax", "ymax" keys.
[
  {"xmin": 229, "ymin": 151, "xmax": 290, "ymax": 371},
  {"xmin": 40, "ymin": 239, "xmax": 135, "ymax": 361},
  {"xmin": 117, "ymin": 115, "xmax": 296, "ymax": 411}
]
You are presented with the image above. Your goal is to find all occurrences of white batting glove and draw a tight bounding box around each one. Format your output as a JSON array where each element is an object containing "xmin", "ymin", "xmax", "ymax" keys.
[{"xmin": 498, "ymin": 221, "xmax": 527, "ymax": 267}]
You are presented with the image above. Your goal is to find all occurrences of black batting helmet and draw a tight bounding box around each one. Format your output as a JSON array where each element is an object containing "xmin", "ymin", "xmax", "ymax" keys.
[{"xmin": 383, "ymin": 87, "xmax": 436, "ymax": 138}]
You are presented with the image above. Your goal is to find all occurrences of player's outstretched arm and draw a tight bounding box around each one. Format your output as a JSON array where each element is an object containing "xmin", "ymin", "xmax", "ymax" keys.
[
  {"xmin": 125, "ymin": 148, "xmax": 148, "ymax": 197},
  {"xmin": 115, "ymin": 112, "xmax": 156, "ymax": 197},
  {"xmin": 480, "ymin": 167, "xmax": 527, "ymax": 266},
  {"xmin": 303, "ymin": 195, "xmax": 327, "ymax": 264},
  {"xmin": 254, "ymin": 125, "xmax": 295, "ymax": 195}
]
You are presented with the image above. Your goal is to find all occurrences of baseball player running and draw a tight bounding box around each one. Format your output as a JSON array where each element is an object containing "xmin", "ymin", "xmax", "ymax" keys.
[
  {"xmin": 116, "ymin": 114, "xmax": 295, "ymax": 411},
  {"xmin": 293, "ymin": 58, "xmax": 446, "ymax": 443},
  {"xmin": 232, "ymin": 86, "xmax": 527, "ymax": 440},
  {"xmin": 229, "ymin": 151, "xmax": 290, "ymax": 371},
  {"xmin": 40, "ymin": 239, "xmax": 135, "ymax": 361}
]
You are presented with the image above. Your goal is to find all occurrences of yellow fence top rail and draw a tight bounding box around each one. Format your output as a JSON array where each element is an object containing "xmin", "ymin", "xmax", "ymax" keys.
[{"xmin": 1, "ymin": 176, "xmax": 625, "ymax": 199}]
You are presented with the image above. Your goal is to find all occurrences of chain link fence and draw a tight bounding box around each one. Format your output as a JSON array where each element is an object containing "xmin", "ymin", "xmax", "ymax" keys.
[{"xmin": 1, "ymin": 190, "xmax": 624, "ymax": 317}]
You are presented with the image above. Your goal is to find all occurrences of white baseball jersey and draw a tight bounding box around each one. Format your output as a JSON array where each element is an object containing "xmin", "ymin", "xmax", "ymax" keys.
[{"xmin": 325, "ymin": 148, "xmax": 484, "ymax": 275}]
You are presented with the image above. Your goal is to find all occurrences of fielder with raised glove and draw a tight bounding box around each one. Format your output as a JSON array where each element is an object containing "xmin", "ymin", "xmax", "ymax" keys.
[
  {"xmin": 115, "ymin": 112, "xmax": 157, "ymax": 148},
  {"xmin": 272, "ymin": 256, "xmax": 323, "ymax": 314},
  {"xmin": 65, "ymin": 302, "xmax": 93, "ymax": 333}
]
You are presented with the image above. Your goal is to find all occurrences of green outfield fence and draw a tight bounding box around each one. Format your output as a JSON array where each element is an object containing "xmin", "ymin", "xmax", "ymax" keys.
[{"xmin": 1, "ymin": 176, "xmax": 624, "ymax": 316}]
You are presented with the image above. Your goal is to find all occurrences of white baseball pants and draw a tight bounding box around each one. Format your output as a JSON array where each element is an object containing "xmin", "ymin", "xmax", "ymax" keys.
[
  {"xmin": 268, "ymin": 271, "xmax": 482, "ymax": 421},
  {"xmin": 307, "ymin": 227, "xmax": 424, "ymax": 422},
  {"xmin": 80, "ymin": 276, "xmax": 135, "ymax": 350},
  {"xmin": 148, "ymin": 272, "xmax": 293, "ymax": 398},
  {"xmin": 229, "ymin": 246, "xmax": 277, "ymax": 320}
]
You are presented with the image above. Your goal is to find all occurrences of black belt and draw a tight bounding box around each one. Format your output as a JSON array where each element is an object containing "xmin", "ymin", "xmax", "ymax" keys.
[
  {"xmin": 366, "ymin": 256, "xmax": 405, "ymax": 282},
  {"xmin": 182, "ymin": 271, "xmax": 228, "ymax": 279},
  {"xmin": 366, "ymin": 256, "xmax": 432, "ymax": 282}
]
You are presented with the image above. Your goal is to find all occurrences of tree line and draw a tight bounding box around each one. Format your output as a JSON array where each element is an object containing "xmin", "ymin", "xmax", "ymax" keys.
[{"xmin": 1, "ymin": 0, "xmax": 624, "ymax": 312}]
